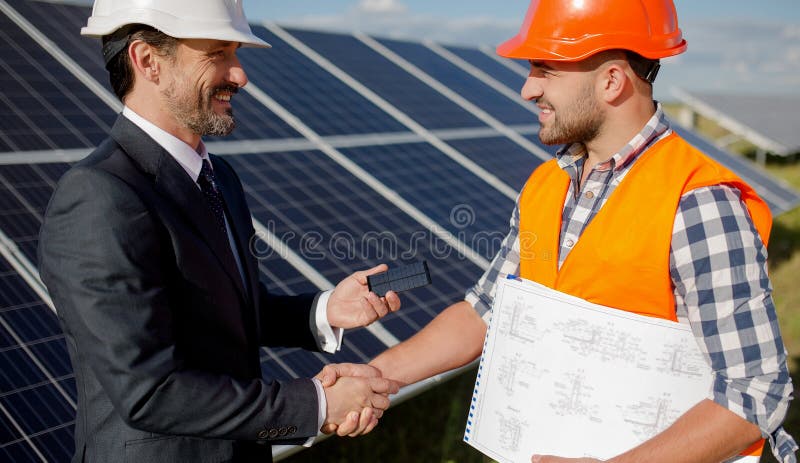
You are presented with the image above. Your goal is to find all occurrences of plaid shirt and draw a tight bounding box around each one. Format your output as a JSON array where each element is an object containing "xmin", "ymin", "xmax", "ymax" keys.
[{"xmin": 465, "ymin": 104, "xmax": 797, "ymax": 462}]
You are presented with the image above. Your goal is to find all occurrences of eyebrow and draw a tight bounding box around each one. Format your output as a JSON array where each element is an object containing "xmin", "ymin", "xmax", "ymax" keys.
[{"xmin": 204, "ymin": 42, "xmax": 241, "ymax": 55}]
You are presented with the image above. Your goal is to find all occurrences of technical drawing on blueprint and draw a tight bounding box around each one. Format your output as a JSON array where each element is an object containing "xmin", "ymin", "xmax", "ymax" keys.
[{"xmin": 463, "ymin": 277, "xmax": 712, "ymax": 463}]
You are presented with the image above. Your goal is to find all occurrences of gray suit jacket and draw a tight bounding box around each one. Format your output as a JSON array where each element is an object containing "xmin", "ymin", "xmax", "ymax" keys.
[{"xmin": 39, "ymin": 116, "xmax": 321, "ymax": 463}]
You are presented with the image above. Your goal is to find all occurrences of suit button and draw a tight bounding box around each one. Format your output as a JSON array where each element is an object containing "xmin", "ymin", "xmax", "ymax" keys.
[
  {"xmin": 288, "ymin": 425, "xmax": 297, "ymax": 434},
  {"xmin": 278, "ymin": 427, "xmax": 288, "ymax": 436},
  {"xmin": 268, "ymin": 428, "xmax": 279, "ymax": 438},
  {"xmin": 257, "ymin": 430, "xmax": 269, "ymax": 439}
]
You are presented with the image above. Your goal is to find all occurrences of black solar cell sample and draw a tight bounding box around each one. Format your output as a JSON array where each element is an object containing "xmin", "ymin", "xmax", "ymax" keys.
[
  {"xmin": 673, "ymin": 126, "xmax": 800, "ymax": 214},
  {"xmin": 337, "ymin": 142, "xmax": 516, "ymax": 261},
  {"xmin": 444, "ymin": 45, "xmax": 528, "ymax": 95},
  {"xmin": 0, "ymin": 256, "xmax": 75, "ymax": 463},
  {"xmin": 377, "ymin": 38, "xmax": 533, "ymax": 126},
  {"xmin": 227, "ymin": 150, "xmax": 484, "ymax": 345},
  {"xmin": 239, "ymin": 25, "xmax": 409, "ymax": 136},
  {"xmin": 446, "ymin": 136, "xmax": 552, "ymax": 191},
  {"xmin": 286, "ymin": 28, "xmax": 487, "ymax": 130},
  {"xmin": 368, "ymin": 260, "xmax": 431, "ymax": 296},
  {"xmin": 0, "ymin": 7, "xmax": 114, "ymax": 152}
]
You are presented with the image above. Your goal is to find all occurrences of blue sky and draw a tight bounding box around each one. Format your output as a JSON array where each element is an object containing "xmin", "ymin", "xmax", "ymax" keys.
[{"xmin": 244, "ymin": 0, "xmax": 800, "ymax": 101}]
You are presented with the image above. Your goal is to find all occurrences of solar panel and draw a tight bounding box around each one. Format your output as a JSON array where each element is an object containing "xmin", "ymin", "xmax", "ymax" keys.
[
  {"xmin": 0, "ymin": 253, "xmax": 76, "ymax": 463},
  {"xmin": 0, "ymin": 5, "xmax": 113, "ymax": 151},
  {"xmin": 4, "ymin": 0, "xmax": 303, "ymax": 142},
  {"xmin": 376, "ymin": 38, "xmax": 533, "ymax": 125},
  {"xmin": 446, "ymin": 136, "xmax": 552, "ymax": 191},
  {"xmin": 239, "ymin": 25, "xmax": 410, "ymax": 136},
  {"xmin": 337, "ymin": 142, "xmax": 516, "ymax": 259},
  {"xmin": 285, "ymin": 27, "xmax": 488, "ymax": 130},
  {"xmin": 673, "ymin": 125, "xmax": 800, "ymax": 213},
  {"xmin": 444, "ymin": 45, "xmax": 528, "ymax": 94},
  {"xmin": 0, "ymin": 1, "xmax": 798, "ymax": 462},
  {"xmin": 0, "ymin": 163, "xmax": 68, "ymax": 262}
]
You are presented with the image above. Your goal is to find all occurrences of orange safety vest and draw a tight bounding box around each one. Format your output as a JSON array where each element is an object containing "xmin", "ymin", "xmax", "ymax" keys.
[{"xmin": 519, "ymin": 132, "xmax": 770, "ymax": 457}]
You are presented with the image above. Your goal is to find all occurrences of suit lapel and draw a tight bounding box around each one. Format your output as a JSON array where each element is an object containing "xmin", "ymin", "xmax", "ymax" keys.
[{"xmin": 110, "ymin": 117, "xmax": 248, "ymax": 302}]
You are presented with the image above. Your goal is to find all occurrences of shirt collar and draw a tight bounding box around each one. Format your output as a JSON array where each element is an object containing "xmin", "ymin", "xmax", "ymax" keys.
[
  {"xmin": 555, "ymin": 101, "xmax": 671, "ymax": 173},
  {"xmin": 122, "ymin": 106, "xmax": 210, "ymax": 182}
]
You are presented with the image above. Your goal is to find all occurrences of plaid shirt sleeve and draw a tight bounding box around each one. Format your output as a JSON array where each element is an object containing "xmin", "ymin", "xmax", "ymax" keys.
[
  {"xmin": 670, "ymin": 185, "xmax": 797, "ymax": 462},
  {"xmin": 464, "ymin": 195, "xmax": 521, "ymax": 321}
]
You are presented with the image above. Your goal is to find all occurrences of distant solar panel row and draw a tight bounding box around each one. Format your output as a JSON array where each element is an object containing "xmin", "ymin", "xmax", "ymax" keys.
[{"xmin": 0, "ymin": 1, "xmax": 798, "ymax": 462}]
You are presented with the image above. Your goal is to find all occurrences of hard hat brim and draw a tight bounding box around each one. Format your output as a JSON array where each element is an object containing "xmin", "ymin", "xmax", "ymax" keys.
[
  {"xmin": 496, "ymin": 34, "xmax": 687, "ymax": 62},
  {"xmin": 81, "ymin": 16, "xmax": 271, "ymax": 49}
]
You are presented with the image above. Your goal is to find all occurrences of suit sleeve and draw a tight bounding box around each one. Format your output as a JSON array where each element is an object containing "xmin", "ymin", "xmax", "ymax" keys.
[{"xmin": 38, "ymin": 166, "xmax": 319, "ymax": 441}]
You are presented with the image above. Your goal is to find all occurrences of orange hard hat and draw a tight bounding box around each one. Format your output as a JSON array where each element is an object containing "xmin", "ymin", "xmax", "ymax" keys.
[{"xmin": 497, "ymin": 0, "xmax": 687, "ymax": 61}]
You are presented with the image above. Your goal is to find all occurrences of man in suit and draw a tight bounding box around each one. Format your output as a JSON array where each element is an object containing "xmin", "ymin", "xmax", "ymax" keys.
[{"xmin": 38, "ymin": 1, "xmax": 401, "ymax": 462}]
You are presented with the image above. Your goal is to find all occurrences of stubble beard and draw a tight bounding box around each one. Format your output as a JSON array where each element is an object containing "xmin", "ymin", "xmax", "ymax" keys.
[
  {"xmin": 162, "ymin": 79, "xmax": 237, "ymax": 137},
  {"xmin": 538, "ymin": 80, "xmax": 603, "ymax": 146}
]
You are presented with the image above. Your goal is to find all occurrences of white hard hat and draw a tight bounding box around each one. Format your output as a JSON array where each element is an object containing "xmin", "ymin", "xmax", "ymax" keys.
[{"xmin": 81, "ymin": 0, "xmax": 270, "ymax": 48}]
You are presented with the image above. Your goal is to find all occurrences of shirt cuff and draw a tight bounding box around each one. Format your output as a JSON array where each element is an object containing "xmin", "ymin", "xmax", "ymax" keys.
[
  {"xmin": 312, "ymin": 290, "xmax": 343, "ymax": 353},
  {"xmin": 302, "ymin": 378, "xmax": 327, "ymax": 447}
]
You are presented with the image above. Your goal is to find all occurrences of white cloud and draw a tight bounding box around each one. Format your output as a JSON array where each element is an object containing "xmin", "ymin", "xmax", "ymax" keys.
[
  {"xmin": 659, "ymin": 18, "xmax": 800, "ymax": 96},
  {"xmin": 783, "ymin": 24, "xmax": 800, "ymax": 40},
  {"xmin": 356, "ymin": 0, "xmax": 407, "ymax": 14}
]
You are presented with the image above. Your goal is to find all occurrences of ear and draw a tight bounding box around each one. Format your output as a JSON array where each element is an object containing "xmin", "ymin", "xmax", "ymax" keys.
[
  {"xmin": 128, "ymin": 40, "xmax": 160, "ymax": 83},
  {"xmin": 595, "ymin": 62, "xmax": 627, "ymax": 103}
]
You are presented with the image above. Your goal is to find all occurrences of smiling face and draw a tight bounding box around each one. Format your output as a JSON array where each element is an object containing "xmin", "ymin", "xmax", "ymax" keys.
[
  {"xmin": 522, "ymin": 59, "xmax": 604, "ymax": 146},
  {"xmin": 160, "ymin": 39, "xmax": 248, "ymax": 137}
]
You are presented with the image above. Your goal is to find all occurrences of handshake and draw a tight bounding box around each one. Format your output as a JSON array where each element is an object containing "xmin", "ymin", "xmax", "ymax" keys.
[{"xmin": 315, "ymin": 362, "xmax": 401, "ymax": 437}]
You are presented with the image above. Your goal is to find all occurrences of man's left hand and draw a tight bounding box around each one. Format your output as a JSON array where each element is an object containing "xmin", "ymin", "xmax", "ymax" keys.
[{"xmin": 328, "ymin": 264, "xmax": 401, "ymax": 329}]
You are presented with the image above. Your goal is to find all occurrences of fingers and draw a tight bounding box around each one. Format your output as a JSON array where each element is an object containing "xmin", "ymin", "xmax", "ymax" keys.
[
  {"xmin": 315, "ymin": 364, "xmax": 338, "ymax": 387},
  {"xmin": 383, "ymin": 290, "xmax": 401, "ymax": 313},
  {"xmin": 360, "ymin": 290, "xmax": 401, "ymax": 326},
  {"xmin": 320, "ymin": 423, "xmax": 338, "ymax": 434},
  {"xmin": 362, "ymin": 414, "xmax": 379, "ymax": 435},
  {"xmin": 368, "ymin": 377, "xmax": 401, "ymax": 395},
  {"xmin": 354, "ymin": 263, "xmax": 388, "ymax": 285},
  {"xmin": 347, "ymin": 407, "xmax": 374, "ymax": 437},
  {"xmin": 316, "ymin": 363, "xmax": 383, "ymax": 387},
  {"xmin": 335, "ymin": 411, "xmax": 360, "ymax": 437},
  {"xmin": 335, "ymin": 408, "xmax": 380, "ymax": 438}
]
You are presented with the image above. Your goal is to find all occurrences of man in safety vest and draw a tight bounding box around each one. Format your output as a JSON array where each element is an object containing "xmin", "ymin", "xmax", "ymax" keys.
[{"xmin": 365, "ymin": 0, "xmax": 797, "ymax": 461}]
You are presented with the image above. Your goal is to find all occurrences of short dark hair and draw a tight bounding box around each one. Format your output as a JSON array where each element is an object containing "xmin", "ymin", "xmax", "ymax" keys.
[
  {"xmin": 103, "ymin": 25, "xmax": 178, "ymax": 102},
  {"xmin": 623, "ymin": 50, "xmax": 660, "ymax": 85}
]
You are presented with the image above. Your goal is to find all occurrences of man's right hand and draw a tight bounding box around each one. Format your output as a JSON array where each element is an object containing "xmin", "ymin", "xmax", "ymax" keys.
[{"xmin": 322, "ymin": 375, "xmax": 399, "ymax": 437}]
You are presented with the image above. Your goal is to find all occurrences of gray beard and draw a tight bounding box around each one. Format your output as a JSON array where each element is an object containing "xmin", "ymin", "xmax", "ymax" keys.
[{"xmin": 162, "ymin": 84, "xmax": 236, "ymax": 137}]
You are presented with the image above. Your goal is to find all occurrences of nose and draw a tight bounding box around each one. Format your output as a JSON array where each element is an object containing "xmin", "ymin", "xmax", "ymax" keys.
[
  {"xmin": 228, "ymin": 54, "xmax": 248, "ymax": 88},
  {"xmin": 521, "ymin": 76, "xmax": 542, "ymax": 101}
]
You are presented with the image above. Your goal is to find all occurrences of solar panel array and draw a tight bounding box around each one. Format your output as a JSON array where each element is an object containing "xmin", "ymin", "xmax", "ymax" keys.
[{"xmin": 0, "ymin": 1, "xmax": 798, "ymax": 461}]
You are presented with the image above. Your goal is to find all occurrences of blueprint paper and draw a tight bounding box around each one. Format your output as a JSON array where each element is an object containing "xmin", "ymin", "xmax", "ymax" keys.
[{"xmin": 464, "ymin": 277, "xmax": 712, "ymax": 462}]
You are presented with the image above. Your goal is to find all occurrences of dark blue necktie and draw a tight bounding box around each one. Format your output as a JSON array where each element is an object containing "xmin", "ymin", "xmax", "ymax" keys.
[{"xmin": 198, "ymin": 159, "xmax": 228, "ymax": 237}]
